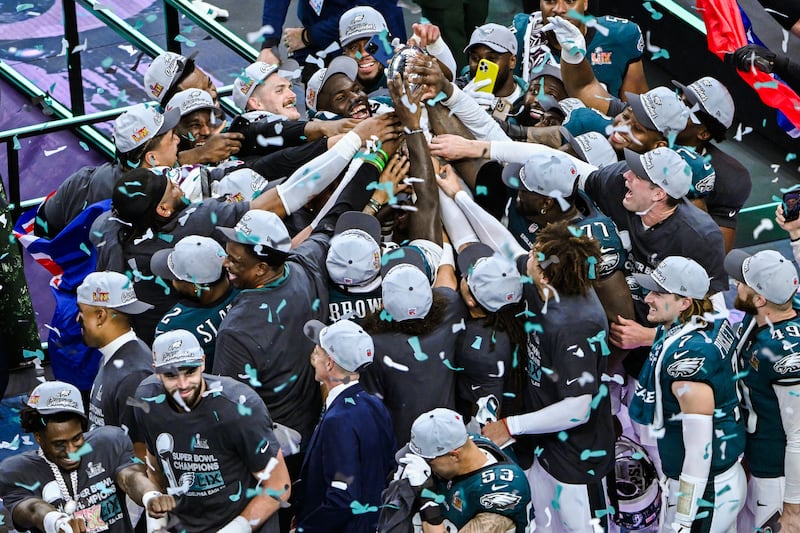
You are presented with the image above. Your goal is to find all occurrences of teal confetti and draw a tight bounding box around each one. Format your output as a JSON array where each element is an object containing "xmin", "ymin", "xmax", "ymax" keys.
[
  {"xmin": 344, "ymin": 397, "xmax": 356, "ymax": 405},
  {"xmin": 787, "ymin": 153, "xmax": 797, "ymax": 162},
  {"xmin": 524, "ymin": 321, "xmax": 543, "ymax": 333},
  {"xmin": 695, "ymin": 511, "xmax": 710, "ymax": 520},
  {"xmin": 13, "ymin": 136, "xmax": 21, "ymax": 150},
  {"xmin": 312, "ymin": 298, "xmax": 321, "ymax": 312},
  {"xmin": 590, "ymin": 384, "xmax": 608, "ymax": 409},
  {"xmin": 17, "ymin": 3, "xmax": 35, "ymax": 11},
  {"xmin": 502, "ymin": 392, "xmax": 516, "ymax": 398},
  {"xmin": 631, "ymin": 451, "xmax": 644, "ymax": 460},
  {"xmin": 143, "ymin": 394, "xmax": 166, "ymax": 403},
  {"xmin": 557, "ymin": 431, "xmax": 568, "ymax": 442},
  {"xmin": 213, "ymin": 410, "xmax": 219, "ymax": 421},
  {"xmin": 79, "ymin": 242, "xmax": 92, "ymax": 256},
  {"xmin": 237, "ymin": 401, "xmax": 253, "ymax": 416},
  {"xmin": 716, "ymin": 484, "xmax": 731, "ymax": 496},
  {"xmin": 23, "ymin": 349, "xmax": 45, "ymax": 360},
  {"xmin": 442, "ymin": 359, "xmax": 464, "ymax": 371},
  {"xmin": 642, "ymin": 1, "xmax": 663, "ymax": 19},
  {"xmin": 101, "ymin": 57, "xmax": 114, "ymax": 69},
  {"xmin": 579, "ymin": 449, "xmax": 607, "ymax": 460},
  {"xmin": 145, "ymin": 14, "xmax": 158, "ymax": 23},
  {"xmin": 754, "ymin": 81, "xmax": 779, "ymax": 90},
  {"xmin": 246, "ymin": 485, "xmax": 264, "ymax": 498},
  {"xmin": 379, "ymin": 309, "xmax": 393, "ymax": 321},
  {"xmin": 408, "ymin": 336, "xmax": 428, "ymax": 361},
  {"xmin": 534, "ymin": 445, "xmax": 544, "ymax": 457},
  {"xmin": 2, "ymin": 435, "xmax": 20, "ymax": 451},
  {"xmin": 157, "ymin": 233, "xmax": 174, "ymax": 243},
  {"xmin": 350, "ymin": 500, "xmax": 379, "ymax": 515},
  {"xmin": 552, "ymin": 484, "xmax": 562, "ymax": 510},
  {"xmin": 567, "ymin": 225, "xmax": 584, "ymax": 237},
  {"xmin": 420, "ymin": 488, "xmax": 445, "ymax": 503},
  {"xmin": 273, "ymin": 374, "xmax": 298, "ymax": 393},
  {"xmin": 426, "ymin": 91, "xmax": 448, "ymax": 106},
  {"xmin": 210, "ymin": 211, "xmax": 218, "ymax": 224},
  {"xmin": 475, "ymin": 185, "xmax": 488, "ymax": 196},
  {"xmin": 255, "ymin": 438, "xmax": 268, "ymax": 454},
  {"xmin": 275, "ymin": 299, "xmax": 287, "ymax": 315},
  {"xmin": 67, "ymin": 442, "xmax": 93, "ymax": 461},
  {"xmin": 229, "ymin": 481, "xmax": 242, "ymax": 501},
  {"xmin": 15, "ymin": 481, "xmax": 41, "ymax": 491},
  {"xmin": 587, "ymin": 330, "xmax": 611, "ymax": 356},
  {"xmin": 79, "ymin": 141, "xmax": 89, "ymax": 151},
  {"xmin": 132, "ymin": 456, "xmax": 145, "ymax": 464},
  {"xmin": 355, "ymin": 51, "xmax": 363, "ymax": 60},
  {"xmin": 651, "ymin": 49, "xmax": 670, "ymax": 60},
  {"xmin": 586, "ymin": 256, "xmax": 597, "ymax": 279},
  {"xmin": 471, "ymin": 336, "xmax": 482, "ymax": 350},
  {"xmin": 594, "ymin": 505, "xmax": 616, "ymax": 518},
  {"xmin": 155, "ymin": 276, "xmax": 172, "ymax": 296},
  {"xmin": 174, "ymin": 35, "xmax": 197, "ymax": 47},
  {"xmin": 244, "ymin": 364, "xmax": 262, "ymax": 387},
  {"xmin": 380, "ymin": 248, "xmax": 407, "ymax": 265}
]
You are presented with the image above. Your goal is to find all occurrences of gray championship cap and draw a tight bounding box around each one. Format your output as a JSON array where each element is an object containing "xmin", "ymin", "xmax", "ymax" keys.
[
  {"xmin": 673, "ymin": 76, "xmax": 734, "ymax": 129},
  {"xmin": 27, "ymin": 381, "xmax": 86, "ymax": 417},
  {"xmin": 306, "ymin": 56, "xmax": 359, "ymax": 112},
  {"xmin": 624, "ymin": 147, "xmax": 692, "ymax": 200},
  {"xmin": 502, "ymin": 151, "xmax": 578, "ymax": 201},
  {"xmin": 625, "ymin": 86, "xmax": 690, "ymax": 135},
  {"xmin": 327, "ymin": 211, "xmax": 382, "ymax": 286},
  {"xmin": 381, "ymin": 262, "xmax": 433, "ymax": 321},
  {"xmin": 409, "ymin": 408, "xmax": 469, "ymax": 458},
  {"xmin": 725, "ymin": 249, "xmax": 799, "ymax": 305},
  {"xmin": 304, "ymin": 318, "xmax": 375, "ymax": 372},
  {"xmin": 233, "ymin": 61, "xmax": 280, "ymax": 110},
  {"xmin": 113, "ymin": 102, "xmax": 180, "ymax": 153},
  {"xmin": 464, "ymin": 23, "xmax": 517, "ymax": 55},
  {"xmin": 217, "ymin": 210, "xmax": 291, "ymax": 258},
  {"xmin": 152, "ymin": 329, "xmax": 205, "ymax": 373},
  {"xmin": 633, "ymin": 256, "xmax": 710, "ymax": 299},
  {"xmin": 338, "ymin": 5, "xmax": 388, "ymax": 47},
  {"xmin": 151, "ymin": 235, "xmax": 227, "ymax": 284},
  {"xmin": 457, "ymin": 243, "xmax": 522, "ymax": 312}
]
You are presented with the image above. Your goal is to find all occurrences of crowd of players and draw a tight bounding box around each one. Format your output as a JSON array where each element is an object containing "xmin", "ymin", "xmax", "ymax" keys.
[{"xmin": 2, "ymin": 1, "xmax": 800, "ymax": 532}]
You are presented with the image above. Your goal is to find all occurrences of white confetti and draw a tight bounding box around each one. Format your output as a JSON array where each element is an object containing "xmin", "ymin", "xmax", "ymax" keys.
[
  {"xmin": 117, "ymin": 44, "xmax": 139, "ymax": 56},
  {"xmin": 585, "ymin": 19, "xmax": 609, "ymax": 36},
  {"xmin": 44, "ymin": 323, "xmax": 62, "ymax": 337},
  {"xmin": 113, "ymin": 359, "xmax": 124, "ymax": 369},
  {"xmin": 601, "ymin": 373, "xmax": 624, "ymax": 385},
  {"xmin": 257, "ymin": 135, "xmax": 284, "ymax": 147},
  {"xmin": 383, "ymin": 355, "xmax": 409, "ymax": 372},
  {"xmin": 305, "ymin": 55, "xmax": 324, "ymax": 68},
  {"xmin": 246, "ymin": 24, "xmax": 275, "ymax": 44},
  {"xmin": 317, "ymin": 41, "xmax": 341, "ymax": 59},
  {"xmin": 451, "ymin": 318, "xmax": 466, "ymax": 333},
  {"xmin": 72, "ymin": 38, "xmax": 89, "ymax": 54},
  {"xmin": 57, "ymin": 38, "xmax": 68, "ymax": 57},
  {"xmin": 331, "ymin": 480, "xmax": 348, "ymax": 490},
  {"xmin": 771, "ymin": 164, "xmax": 781, "ymax": 173},
  {"xmin": 488, "ymin": 361, "xmax": 505, "ymax": 378},
  {"xmin": 44, "ymin": 146, "xmax": 67, "ymax": 157},
  {"xmin": 733, "ymin": 123, "xmax": 753, "ymax": 142},
  {"xmin": 752, "ymin": 218, "xmax": 774, "ymax": 239}
]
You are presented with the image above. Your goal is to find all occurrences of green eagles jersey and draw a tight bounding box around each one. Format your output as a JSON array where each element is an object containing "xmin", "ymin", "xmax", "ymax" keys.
[
  {"xmin": 433, "ymin": 435, "xmax": 531, "ymax": 532},
  {"xmin": 657, "ymin": 319, "xmax": 745, "ymax": 479},
  {"xmin": 737, "ymin": 311, "xmax": 800, "ymax": 478}
]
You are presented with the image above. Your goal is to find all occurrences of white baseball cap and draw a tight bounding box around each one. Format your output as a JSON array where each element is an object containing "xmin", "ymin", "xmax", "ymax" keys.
[
  {"xmin": 327, "ymin": 212, "xmax": 382, "ymax": 286},
  {"xmin": 338, "ymin": 6, "xmax": 388, "ymax": 47},
  {"xmin": 166, "ymin": 88, "xmax": 216, "ymax": 117},
  {"xmin": 306, "ymin": 56, "xmax": 359, "ymax": 113},
  {"xmin": 409, "ymin": 408, "xmax": 469, "ymax": 458},
  {"xmin": 625, "ymin": 86, "xmax": 690, "ymax": 135},
  {"xmin": 152, "ymin": 329, "xmax": 205, "ymax": 373},
  {"xmin": 150, "ymin": 235, "xmax": 227, "ymax": 284},
  {"xmin": 725, "ymin": 249, "xmax": 799, "ymax": 305},
  {"xmin": 113, "ymin": 102, "xmax": 180, "ymax": 153},
  {"xmin": 217, "ymin": 210, "xmax": 291, "ymax": 258},
  {"xmin": 303, "ymin": 318, "xmax": 375, "ymax": 372},
  {"xmin": 77, "ymin": 271, "xmax": 154, "ymax": 314},
  {"xmin": 624, "ymin": 147, "xmax": 692, "ymax": 199},
  {"xmin": 464, "ymin": 23, "xmax": 517, "ymax": 55},
  {"xmin": 233, "ymin": 61, "xmax": 280, "ymax": 110},
  {"xmin": 502, "ymin": 151, "xmax": 578, "ymax": 199},
  {"xmin": 633, "ymin": 256, "xmax": 710, "ymax": 299},
  {"xmin": 562, "ymin": 129, "xmax": 619, "ymax": 168}
]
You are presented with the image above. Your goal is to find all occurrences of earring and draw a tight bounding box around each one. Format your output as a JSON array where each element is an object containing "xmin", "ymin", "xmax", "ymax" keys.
[{"xmin": 540, "ymin": 207, "xmax": 547, "ymax": 215}]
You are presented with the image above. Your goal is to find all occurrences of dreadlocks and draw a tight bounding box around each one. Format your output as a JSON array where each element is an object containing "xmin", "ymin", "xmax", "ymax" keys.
[{"xmin": 534, "ymin": 220, "xmax": 601, "ymax": 297}]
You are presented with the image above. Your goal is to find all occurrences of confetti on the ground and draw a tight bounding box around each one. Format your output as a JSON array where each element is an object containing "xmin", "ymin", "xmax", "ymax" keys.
[
  {"xmin": 174, "ymin": 35, "xmax": 196, "ymax": 47},
  {"xmin": 44, "ymin": 146, "xmax": 67, "ymax": 157}
]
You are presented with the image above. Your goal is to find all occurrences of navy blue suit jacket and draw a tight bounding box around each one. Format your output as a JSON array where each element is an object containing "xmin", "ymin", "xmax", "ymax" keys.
[{"xmin": 294, "ymin": 382, "xmax": 397, "ymax": 532}]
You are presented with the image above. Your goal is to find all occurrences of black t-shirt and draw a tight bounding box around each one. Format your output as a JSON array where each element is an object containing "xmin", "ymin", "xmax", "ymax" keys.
[
  {"xmin": 584, "ymin": 162, "xmax": 727, "ymax": 322},
  {"xmin": 89, "ymin": 337, "xmax": 152, "ymax": 432},
  {"xmin": 0, "ymin": 426, "xmax": 137, "ymax": 533},
  {"xmin": 213, "ymin": 234, "xmax": 329, "ymax": 444},
  {"xmin": 519, "ymin": 275, "xmax": 615, "ymax": 484},
  {"xmin": 134, "ymin": 374, "xmax": 281, "ymax": 533},
  {"xmin": 361, "ymin": 288, "xmax": 468, "ymax": 444},
  {"xmin": 704, "ymin": 143, "xmax": 752, "ymax": 229}
]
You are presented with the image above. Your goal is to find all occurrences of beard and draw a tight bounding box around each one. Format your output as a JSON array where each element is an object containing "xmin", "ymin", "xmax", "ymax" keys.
[{"xmin": 734, "ymin": 294, "xmax": 758, "ymax": 315}]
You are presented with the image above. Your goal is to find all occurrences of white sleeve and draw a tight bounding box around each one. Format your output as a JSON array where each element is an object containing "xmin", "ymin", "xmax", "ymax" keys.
[
  {"xmin": 440, "ymin": 85, "xmax": 510, "ymax": 141},
  {"xmin": 791, "ymin": 239, "xmax": 800, "ymax": 267},
  {"xmin": 276, "ymin": 131, "xmax": 361, "ymax": 214},
  {"xmin": 675, "ymin": 413, "xmax": 713, "ymax": 525},
  {"xmin": 425, "ymin": 36, "xmax": 457, "ymax": 82},
  {"xmin": 505, "ymin": 394, "xmax": 592, "ymax": 435},
  {"xmin": 439, "ymin": 190, "xmax": 478, "ymax": 251},
  {"xmin": 453, "ymin": 190, "xmax": 527, "ymax": 259},
  {"xmin": 489, "ymin": 140, "xmax": 599, "ymax": 179},
  {"xmin": 775, "ymin": 383, "xmax": 800, "ymax": 503}
]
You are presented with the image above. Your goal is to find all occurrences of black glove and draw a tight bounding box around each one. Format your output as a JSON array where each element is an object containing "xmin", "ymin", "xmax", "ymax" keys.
[{"xmin": 729, "ymin": 44, "xmax": 778, "ymax": 73}]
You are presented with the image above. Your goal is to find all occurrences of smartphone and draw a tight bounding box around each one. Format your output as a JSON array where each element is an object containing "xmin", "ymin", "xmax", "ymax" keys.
[
  {"xmin": 227, "ymin": 114, "xmax": 250, "ymax": 135},
  {"xmin": 474, "ymin": 59, "xmax": 499, "ymax": 94},
  {"xmin": 784, "ymin": 190, "xmax": 800, "ymax": 221},
  {"xmin": 365, "ymin": 30, "xmax": 394, "ymax": 67}
]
